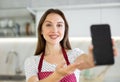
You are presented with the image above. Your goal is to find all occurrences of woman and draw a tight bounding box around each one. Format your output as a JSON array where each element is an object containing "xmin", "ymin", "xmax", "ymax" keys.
[{"xmin": 24, "ymin": 8, "xmax": 117, "ymax": 82}]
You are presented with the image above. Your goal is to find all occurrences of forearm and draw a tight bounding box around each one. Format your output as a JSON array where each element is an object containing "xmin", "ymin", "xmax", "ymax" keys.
[
  {"xmin": 28, "ymin": 72, "xmax": 63, "ymax": 82},
  {"xmin": 28, "ymin": 62, "xmax": 80, "ymax": 82},
  {"xmin": 38, "ymin": 72, "xmax": 63, "ymax": 82}
]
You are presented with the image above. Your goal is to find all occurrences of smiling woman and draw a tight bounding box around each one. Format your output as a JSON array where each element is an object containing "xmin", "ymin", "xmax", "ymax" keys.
[
  {"xmin": 24, "ymin": 9, "xmax": 89, "ymax": 82},
  {"xmin": 24, "ymin": 8, "xmax": 118, "ymax": 82}
]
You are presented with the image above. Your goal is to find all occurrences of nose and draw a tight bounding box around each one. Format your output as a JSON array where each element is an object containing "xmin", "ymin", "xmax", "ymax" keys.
[{"xmin": 52, "ymin": 25, "xmax": 57, "ymax": 32}]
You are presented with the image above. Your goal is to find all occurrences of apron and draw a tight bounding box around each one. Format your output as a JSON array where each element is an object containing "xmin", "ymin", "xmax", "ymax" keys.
[{"xmin": 37, "ymin": 48, "xmax": 77, "ymax": 82}]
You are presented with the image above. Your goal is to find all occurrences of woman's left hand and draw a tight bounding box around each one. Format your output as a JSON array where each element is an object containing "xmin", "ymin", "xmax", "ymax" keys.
[
  {"xmin": 74, "ymin": 45, "xmax": 95, "ymax": 70},
  {"xmin": 74, "ymin": 39, "xmax": 118, "ymax": 70}
]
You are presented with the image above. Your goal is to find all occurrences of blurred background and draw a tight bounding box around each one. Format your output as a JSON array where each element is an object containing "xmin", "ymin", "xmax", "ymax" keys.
[{"xmin": 0, "ymin": 0, "xmax": 120, "ymax": 82}]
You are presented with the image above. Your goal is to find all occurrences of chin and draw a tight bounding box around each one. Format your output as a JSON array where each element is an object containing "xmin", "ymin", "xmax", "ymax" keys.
[{"xmin": 50, "ymin": 41, "xmax": 60, "ymax": 45}]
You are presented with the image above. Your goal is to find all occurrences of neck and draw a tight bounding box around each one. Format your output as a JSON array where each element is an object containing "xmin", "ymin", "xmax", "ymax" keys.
[{"xmin": 45, "ymin": 44, "xmax": 62, "ymax": 56}]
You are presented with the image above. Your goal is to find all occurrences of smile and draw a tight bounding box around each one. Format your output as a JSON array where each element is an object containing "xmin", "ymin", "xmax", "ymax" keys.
[{"xmin": 49, "ymin": 35, "xmax": 59, "ymax": 39}]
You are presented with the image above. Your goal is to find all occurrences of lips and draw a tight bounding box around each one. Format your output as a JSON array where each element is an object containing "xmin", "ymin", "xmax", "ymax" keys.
[{"xmin": 49, "ymin": 34, "xmax": 59, "ymax": 39}]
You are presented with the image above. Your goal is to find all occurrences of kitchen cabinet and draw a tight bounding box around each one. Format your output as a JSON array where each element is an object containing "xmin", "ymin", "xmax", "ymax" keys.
[{"xmin": 0, "ymin": 17, "xmax": 36, "ymax": 38}]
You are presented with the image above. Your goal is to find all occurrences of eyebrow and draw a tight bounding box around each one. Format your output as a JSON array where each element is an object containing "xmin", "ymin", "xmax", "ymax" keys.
[
  {"xmin": 44, "ymin": 20, "xmax": 64, "ymax": 24},
  {"xmin": 44, "ymin": 21, "xmax": 51, "ymax": 23}
]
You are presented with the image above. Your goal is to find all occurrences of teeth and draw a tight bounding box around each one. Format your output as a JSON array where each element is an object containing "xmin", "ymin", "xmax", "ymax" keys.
[{"xmin": 50, "ymin": 35, "xmax": 58, "ymax": 39}]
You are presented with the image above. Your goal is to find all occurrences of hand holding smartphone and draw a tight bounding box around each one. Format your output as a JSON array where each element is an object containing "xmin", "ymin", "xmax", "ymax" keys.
[{"xmin": 90, "ymin": 24, "xmax": 114, "ymax": 65}]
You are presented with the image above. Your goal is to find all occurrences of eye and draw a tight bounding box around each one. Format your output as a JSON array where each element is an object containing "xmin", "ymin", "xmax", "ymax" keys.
[
  {"xmin": 46, "ymin": 23, "xmax": 52, "ymax": 27},
  {"xmin": 57, "ymin": 24, "xmax": 63, "ymax": 27}
]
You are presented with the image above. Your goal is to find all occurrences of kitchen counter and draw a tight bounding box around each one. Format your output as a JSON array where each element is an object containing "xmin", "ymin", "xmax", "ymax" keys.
[{"xmin": 0, "ymin": 75, "xmax": 25, "ymax": 81}]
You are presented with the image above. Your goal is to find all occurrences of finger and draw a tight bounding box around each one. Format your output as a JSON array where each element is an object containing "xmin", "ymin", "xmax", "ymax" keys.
[
  {"xmin": 66, "ymin": 63, "xmax": 80, "ymax": 73},
  {"xmin": 55, "ymin": 61, "xmax": 67, "ymax": 76},
  {"xmin": 88, "ymin": 45, "xmax": 94, "ymax": 61},
  {"xmin": 85, "ymin": 45, "xmax": 95, "ymax": 68},
  {"xmin": 113, "ymin": 47, "xmax": 118, "ymax": 56},
  {"xmin": 56, "ymin": 61, "xmax": 66, "ymax": 69},
  {"xmin": 88, "ymin": 44, "xmax": 93, "ymax": 55},
  {"xmin": 111, "ymin": 38, "xmax": 115, "ymax": 46},
  {"xmin": 111, "ymin": 39, "xmax": 118, "ymax": 56}
]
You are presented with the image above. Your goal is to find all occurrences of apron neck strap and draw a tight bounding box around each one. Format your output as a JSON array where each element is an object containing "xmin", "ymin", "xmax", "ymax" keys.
[
  {"xmin": 38, "ymin": 52, "xmax": 44, "ymax": 72},
  {"xmin": 61, "ymin": 48, "xmax": 70, "ymax": 65}
]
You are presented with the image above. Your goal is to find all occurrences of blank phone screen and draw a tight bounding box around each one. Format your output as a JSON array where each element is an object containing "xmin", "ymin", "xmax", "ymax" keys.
[{"xmin": 90, "ymin": 24, "xmax": 114, "ymax": 65}]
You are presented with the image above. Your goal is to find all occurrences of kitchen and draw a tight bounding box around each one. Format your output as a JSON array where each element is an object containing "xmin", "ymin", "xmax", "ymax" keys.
[{"xmin": 0, "ymin": 0, "xmax": 120, "ymax": 82}]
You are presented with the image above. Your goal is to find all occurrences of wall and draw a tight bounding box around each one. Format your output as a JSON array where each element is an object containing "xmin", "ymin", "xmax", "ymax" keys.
[{"xmin": 36, "ymin": 4, "xmax": 120, "ymax": 37}]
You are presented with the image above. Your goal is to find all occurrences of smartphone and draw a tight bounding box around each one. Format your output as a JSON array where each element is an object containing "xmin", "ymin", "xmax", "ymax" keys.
[{"xmin": 90, "ymin": 24, "xmax": 114, "ymax": 65}]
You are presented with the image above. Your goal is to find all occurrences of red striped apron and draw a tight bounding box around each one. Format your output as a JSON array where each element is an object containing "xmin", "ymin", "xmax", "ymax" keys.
[{"xmin": 37, "ymin": 48, "xmax": 77, "ymax": 82}]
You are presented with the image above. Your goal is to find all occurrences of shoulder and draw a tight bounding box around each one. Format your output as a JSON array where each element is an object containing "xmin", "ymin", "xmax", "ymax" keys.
[
  {"xmin": 67, "ymin": 48, "xmax": 84, "ymax": 55},
  {"xmin": 67, "ymin": 48, "xmax": 84, "ymax": 63},
  {"xmin": 25, "ymin": 55, "xmax": 40, "ymax": 61},
  {"xmin": 24, "ymin": 55, "xmax": 40, "ymax": 66},
  {"xmin": 24, "ymin": 55, "xmax": 41, "ymax": 73},
  {"xmin": 24, "ymin": 55, "xmax": 40, "ymax": 81}
]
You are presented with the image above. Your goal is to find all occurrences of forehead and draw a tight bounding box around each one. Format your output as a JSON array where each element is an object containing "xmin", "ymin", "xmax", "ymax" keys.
[{"xmin": 45, "ymin": 13, "xmax": 64, "ymax": 22}]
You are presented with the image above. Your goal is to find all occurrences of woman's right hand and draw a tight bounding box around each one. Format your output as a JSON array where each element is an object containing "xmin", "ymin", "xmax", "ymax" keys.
[{"xmin": 54, "ymin": 62, "xmax": 80, "ymax": 78}]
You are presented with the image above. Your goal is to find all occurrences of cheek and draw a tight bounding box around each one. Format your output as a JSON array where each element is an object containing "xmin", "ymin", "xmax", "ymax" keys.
[
  {"xmin": 41, "ymin": 26, "xmax": 47, "ymax": 34},
  {"xmin": 62, "ymin": 28, "xmax": 65, "ymax": 34},
  {"xmin": 62, "ymin": 30, "xmax": 65, "ymax": 35},
  {"xmin": 60, "ymin": 29, "xmax": 65, "ymax": 37},
  {"xmin": 41, "ymin": 28, "xmax": 49, "ymax": 34}
]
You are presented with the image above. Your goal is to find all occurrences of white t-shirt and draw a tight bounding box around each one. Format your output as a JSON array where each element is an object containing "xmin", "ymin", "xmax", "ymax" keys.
[{"xmin": 24, "ymin": 48, "xmax": 84, "ymax": 82}]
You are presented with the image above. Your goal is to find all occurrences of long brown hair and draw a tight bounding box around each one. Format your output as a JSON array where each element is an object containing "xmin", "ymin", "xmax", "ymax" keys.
[{"xmin": 35, "ymin": 8, "xmax": 71, "ymax": 55}]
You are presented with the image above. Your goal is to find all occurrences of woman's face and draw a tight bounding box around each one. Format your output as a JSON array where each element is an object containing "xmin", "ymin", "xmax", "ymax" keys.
[{"xmin": 42, "ymin": 13, "xmax": 65, "ymax": 45}]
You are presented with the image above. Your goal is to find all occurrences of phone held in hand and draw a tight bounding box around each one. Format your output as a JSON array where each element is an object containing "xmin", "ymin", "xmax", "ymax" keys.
[{"xmin": 90, "ymin": 24, "xmax": 114, "ymax": 65}]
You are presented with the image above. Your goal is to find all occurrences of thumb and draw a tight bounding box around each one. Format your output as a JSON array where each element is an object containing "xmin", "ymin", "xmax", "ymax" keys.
[
  {"xmin": 88, "ymin": 45, "xmax": 95, "ymax": 67},
  {"xmin": 89, "ymin": 44, "xmax": 93, "ymax": 55}
]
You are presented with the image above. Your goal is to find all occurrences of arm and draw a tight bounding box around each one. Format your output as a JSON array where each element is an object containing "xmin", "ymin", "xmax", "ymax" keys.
[
  {"xmin": 74, "ymin": 40, "xmax": 118, "ymax": 70},
  {"xmin": 27, "ymin": 62, "xmax": 80, "ymax": 82},
  {"xmin": 27, "ymin": 72, "xmax": 62, "ymax": 82}
]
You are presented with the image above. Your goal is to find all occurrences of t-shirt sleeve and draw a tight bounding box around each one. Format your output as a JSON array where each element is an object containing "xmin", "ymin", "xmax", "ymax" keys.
[
  {"xmin": 24, "ymin": 56, "xmax": 38, "ymax": 81},
  {"xmin": 68, "ymin": 48, "xmax": 84, "ymax": 64}
]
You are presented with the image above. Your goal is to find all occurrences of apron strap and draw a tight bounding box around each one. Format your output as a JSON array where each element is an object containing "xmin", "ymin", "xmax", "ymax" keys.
[
  {"xmin": 38, "ymin": 52, "xmax": 44, "ymax": 72},
  {"xmin": 62, "ymin": 48, "xmax": 70, "ymax": 65}
]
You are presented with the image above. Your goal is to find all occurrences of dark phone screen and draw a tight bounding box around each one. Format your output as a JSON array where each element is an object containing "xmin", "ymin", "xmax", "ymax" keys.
[{"xmin": 90, "ymin": 24, "xmax": 114, "ymax": 65}]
